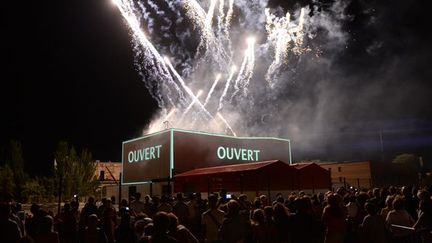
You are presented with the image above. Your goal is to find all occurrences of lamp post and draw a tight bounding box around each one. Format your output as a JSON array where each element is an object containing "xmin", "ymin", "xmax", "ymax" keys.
[
  {"xmin": 55, "ymin": 157, "xmax": 65, "ymax": 216},
  {"xmin": 57, "ymin": 169, "xmax": 63, "ymax": 216}
]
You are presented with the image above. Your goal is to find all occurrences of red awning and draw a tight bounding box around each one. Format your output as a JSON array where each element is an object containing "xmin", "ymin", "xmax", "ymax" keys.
[{"xmin": 174, "ymin": 160, "xmax": 281, "ymax": 178}]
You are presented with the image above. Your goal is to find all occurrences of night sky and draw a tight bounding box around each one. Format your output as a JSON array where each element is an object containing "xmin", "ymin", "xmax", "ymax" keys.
[{"xmin": 3, "ymin": 0, "xmax": 432, "ymax": 175}]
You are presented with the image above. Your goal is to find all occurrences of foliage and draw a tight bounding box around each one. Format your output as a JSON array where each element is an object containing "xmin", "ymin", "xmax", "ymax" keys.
[
  {"xmin": 4, "ymin": 140, "xmax": 28, "ymax": 200},
  {"xmin": 392, "ymin": 153, "xmax": 419, "ymax": 164},
  {"xmin": 0, "ymin": 164, "xmax": 16, "ymax": 201},
  {"xmin": 22, "ymin": 178, "xmax": 46, "ymax": 203},
  {"xmin": 392, "ymin": 153, "xmax": 421, "ymax": 176},
  {"xmin": 54, "ymin": 141, "xmax": 99, "ymax": 199},
  {"xmin": 0, "ymin": 140, "xmax": 99, "ymax": 202}
]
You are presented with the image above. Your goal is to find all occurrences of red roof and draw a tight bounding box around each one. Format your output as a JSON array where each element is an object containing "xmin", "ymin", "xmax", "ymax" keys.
[
  {"xmin": 292, "ymin": 163, "xmax": 314, "ymax": 169},
  {"xmin": 174, "ymin": 160, "xmax": 282, "ymax": 178}
]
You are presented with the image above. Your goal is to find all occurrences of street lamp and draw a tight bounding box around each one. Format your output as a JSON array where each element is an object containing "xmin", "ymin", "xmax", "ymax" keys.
[{"xmin": 54, "ymin": 157, "xmax": 65, "ymax": 216}]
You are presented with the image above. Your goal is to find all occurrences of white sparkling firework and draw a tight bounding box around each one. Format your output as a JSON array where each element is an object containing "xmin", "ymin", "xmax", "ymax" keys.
[
  {"xmin": 265, "ymin": 7, "xmax": 306, "ymax": 86},
  {"xmin": 112, "ymin": 0, "xmax": 309, "ymax": 135},
  {"xmin": 224, "ymin": 0, "xmax": 235, "ymax": 36},
  {"xmin": 230, "ymin": 37, "xmax": 255, "ymax": 100},
  {"xmin": 178, "ymin": 90, "xmax": 203, "ymax": 123},
  {"xmin": 163, "ymin": 56, "xmax": 214, "ymax": 119},
  {"xmin": 218, "ymin": 65, "xmax": 236, "ymax": 111},
  {"xmin": 217, "ymin": 113, "xmax": 237, "ymax": 137},
  {"xmin": 203, "ymin": 74, "xmax": 222, "ymax": 107}
]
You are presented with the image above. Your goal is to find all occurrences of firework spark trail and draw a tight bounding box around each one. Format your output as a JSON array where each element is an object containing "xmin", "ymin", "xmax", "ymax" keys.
[
  {"xmin": 289, "ymin": 8, "xmax": 305, "ymax": 34},
  {"xmin": 113, "ymin": 0, "xmax": 316, "ymax": 136},
  {"xmin": 230, "ymin": 37, "xmax": 255, "ymax": 100},
  {"xmin": 113, "ymin": 0, "xmax": 186, "ymax": 107},
  {"xmin": 163, "ymin": 57, "xmax": 214, "ymax": 120},
  {"xmin": 177, "ymin": 90, "xmax": 203, "ymax": 125},
  {"xmin": 124, "ymin": 2, "xmax": 169, "ymax": 108},
  {"xmin": 206, "ymin": 0, "xmax": 217, "ymax": 27},
  {"xmin": 147, "ymin": 0, "xmax": 165, "ymax": 15},
  {"xmin": 268, "ymin": 10, "xmax": 291, "ymax": 65},
  {"xmin": 136, "ymin": 1, "xmax": 154, "ymax": 34},
  {"xmin": 217, "ymin": 0, "xmax": 225, "ymax": 35},
  {"xmin": 218, "ymin": 65, "xmax": 236, "ymax": 111},
  {"xmin": 240, "ymin": 37, "xmax": 256, "ymax": 95},
  {"xmin": 164, "ymin": 0, "xmax": 178, "ymax": 12},
  {"xmin": 232, "ymin": 52, "xmax": 249, "ymax": 94},
  {"xmin": 217, "ymin": 113, "xmax": 237, "ymax": 136},
  {"xmin": 132, "ymin": 44, "xmax": 165, "ymax": 108},
  {"xmin": 166, "ymin": 92, "xmax": 176, "ymax": 107},
  {"xmin": 224, "ymin": 0, "xmax": 234, "ymax": 37},
  {"xmin": 203, "ymin": 74, "xmax": 221, "ymax": 107},
  {"xmin": 265, "ymin": 8, "xmax": 306, "ymax": 86},
  {"xmin": 184, "ymin": 0, "xmax": 212, "ymax": 57},
  {"xmin": 145, "ymin": 0, "xmax": 173, "ymax": 39},
  {"xmin": 184, "ymin": 0, "xmax": 230, "ymax": 69},
  {"xmin": 294, "ymin": 8, "xmax": 306, "ymax": 49},
  {"xmin": 164, "ymin": 108, "xmax": 177, "ymax": 121}
]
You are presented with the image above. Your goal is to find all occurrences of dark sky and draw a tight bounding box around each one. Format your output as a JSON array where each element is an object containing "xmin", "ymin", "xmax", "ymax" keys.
[{"xmin": 2, "ymin": 0, "xmax": 432, "ymax": 175}]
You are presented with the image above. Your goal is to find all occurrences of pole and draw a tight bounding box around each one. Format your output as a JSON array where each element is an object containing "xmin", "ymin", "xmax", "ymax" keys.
[
  {"xmin": 57, "ymin": 171, "xmax": 62, "ymax": 216},
  {"xmin": 312, "ymin": 176, "xmax": 315, "ymax": 194},
  {"xmin": 240, "ymin": 174, "xmax": 244, "ymax": 194},
  {"xmin": 379, "ymin": 129, "xmax": 385, "ymax": 162},
  {"xmin": 267, "ymin": 174, "xmax": 271, "ymax": 202},
  {"xmin": 118, "ymin": 172, "xmax": 122, "ymax": 202},
  {"xmin": 207, "ymin": 177, "xmax": 211, "ymax": 196}
]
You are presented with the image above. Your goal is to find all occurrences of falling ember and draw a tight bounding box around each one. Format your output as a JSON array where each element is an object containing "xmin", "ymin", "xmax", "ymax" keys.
[{"xmin": 112, "ymin": 0, "xmax": 309, "ymax": 135}]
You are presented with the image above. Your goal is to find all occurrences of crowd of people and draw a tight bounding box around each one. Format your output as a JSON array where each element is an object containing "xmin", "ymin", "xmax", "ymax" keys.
[{"xmin": 1, "ymin": 185, "xmax": 432, "ymax": 243}]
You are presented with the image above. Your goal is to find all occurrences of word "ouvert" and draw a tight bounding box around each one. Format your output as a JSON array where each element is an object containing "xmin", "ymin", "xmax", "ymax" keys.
[
  {"xmin": 128, "ymin": 145, "xmax": 162, "ymax": 163},
  {"xmin": 217, "ymin": 146, "xmax": 261, "ymax": 161}
]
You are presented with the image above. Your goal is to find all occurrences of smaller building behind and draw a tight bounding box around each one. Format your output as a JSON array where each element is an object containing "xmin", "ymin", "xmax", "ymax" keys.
[
  {"xmin": 311, "ymin": 160, "xmax": 419, "ymax": 190},
  {"xmin": 94, "ymin": 160, "xmax": 122, "ymax": 201}
]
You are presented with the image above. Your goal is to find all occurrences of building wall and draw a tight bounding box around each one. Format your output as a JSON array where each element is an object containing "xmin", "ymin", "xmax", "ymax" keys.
[
  {"xmin": 318, "ymin": 161, "xmax": 372, "ymax": 189},
  {"xmin": 95, "ymin": 160, "xmax": 122, "ymax": 181},
  {"xmin": 317, "ymin": 160, "xmax": 420, "ymax": 189},
  {"xmin": 94, "ymin": 161, "xmax": 122, "ymax": 201}
]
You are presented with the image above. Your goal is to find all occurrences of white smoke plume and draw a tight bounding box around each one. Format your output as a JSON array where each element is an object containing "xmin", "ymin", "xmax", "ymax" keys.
[{"xmin": 113, "ymin": 0, "xmax": 349, "ymax": 155}]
